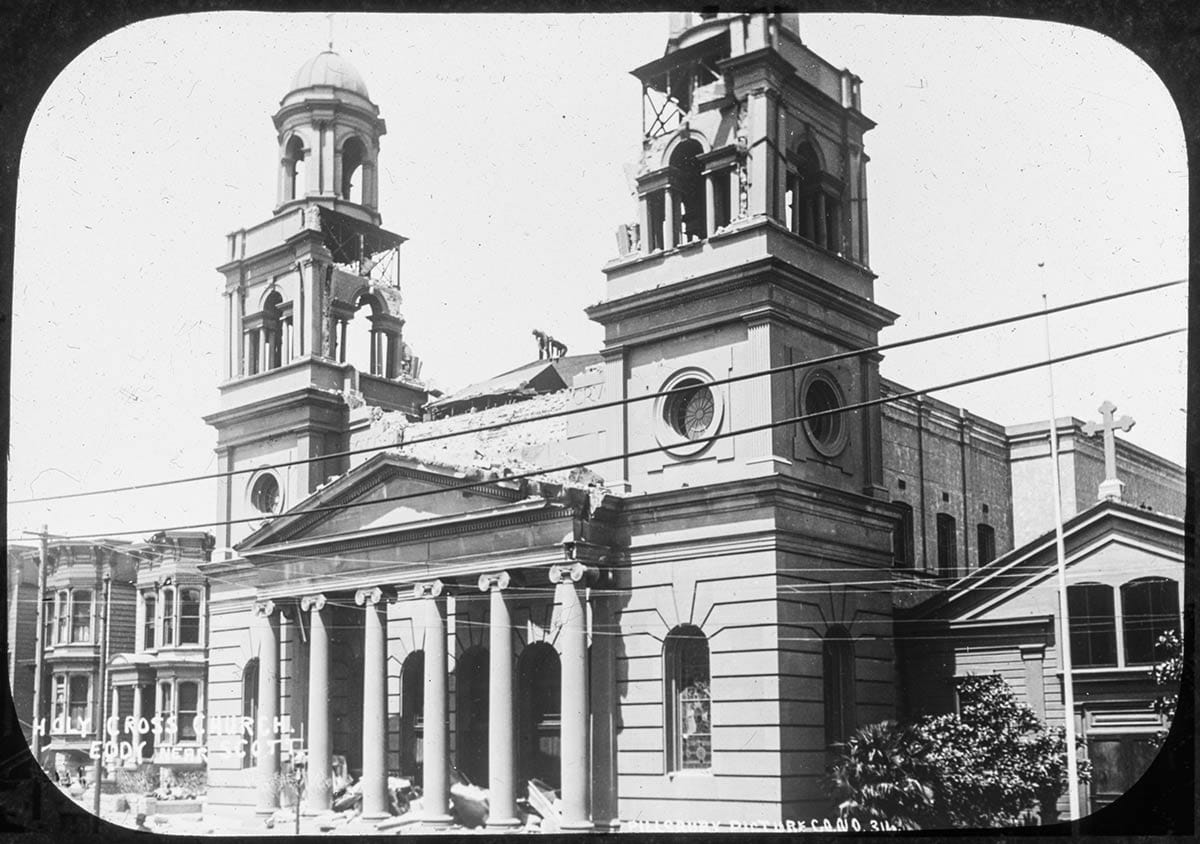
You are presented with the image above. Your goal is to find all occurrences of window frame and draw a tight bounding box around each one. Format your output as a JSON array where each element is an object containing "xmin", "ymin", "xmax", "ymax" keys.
[
  {"xmin": 1119, "ymin": 577, "xmax": 1180, "ymax": 666},
  {"xmin": 935, "ymin": 513, "xmax": 958, "ymax": 579},
  {"xmin": 70, "ymin": 588, "xmax": 94, "ymax": 643},
  {"xmin": 976, "ymin": 522, "xmax": 996, "ymax": 566},
  {"xmin": 663, "ymin": 625, "xmax": 712, "ymax": 774},
  {"xmin": 178, "ymin": 587, "xmax": 203, "ymax": 646},
  {"xmin": 823, "ymin": 628, "xmax": 856, "ymax": 748},
  {"xmin": 160, "ymin": 586, "xmax": 176, "ymax": 647},
  {"xmin": 892, "ymin": 502, "xmax": 915, "ymax": 568},
  {"xmin": 142, "ymin": 590, "xmax": 157, "ymax": 651},
  {"xmin": 54, "ymin": 589, "xmax": 69, "ymax": 644},
  {"xmin": 1066, "ymin": 582, "xmax": 1118, "ymax": 668}
]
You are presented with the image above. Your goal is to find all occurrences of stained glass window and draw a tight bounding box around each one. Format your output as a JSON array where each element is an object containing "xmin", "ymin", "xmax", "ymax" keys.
[{"xmin": 665, "ymin": 626, "xmax": 711, "ymax": 771}]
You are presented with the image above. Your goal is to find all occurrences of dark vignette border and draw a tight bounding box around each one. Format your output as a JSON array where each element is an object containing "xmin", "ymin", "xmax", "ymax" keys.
[{"xmin": 0, "ymin": 0, "xmax": 1193, "ymax": 841}]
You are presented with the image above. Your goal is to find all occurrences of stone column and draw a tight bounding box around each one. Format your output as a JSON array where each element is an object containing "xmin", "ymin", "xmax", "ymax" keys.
[
  {"xmin": 816, "ymin": 191, "xmax": 828, "ymax": 249},
  {"xmin": 704, "ymin": 174, "xmax": 716, "ymax": 235},
  {"xmin": 551, "ymin": 563, "xmax": 592, "ymax": 831},
  {"xmin": 415, "ymin": 581, "xmax": 452, "ymax": 826},
  {"xmin": 300, "ymin": 594, "xmax": 331, "ymax": 813},
  {"xmin": 356, "ymin": 587, "xmax": 391, "ymax": 820},
  {"xmin": 479, "ymin": 573, "xmax": 519, "ymax": 829},
  {"xmin": 663, "ymin": 188, "xmax": 677, "ymax": 250},
  {"xmin": 253, "ymin": 600, "xmax": 280, "ymax": 815}
]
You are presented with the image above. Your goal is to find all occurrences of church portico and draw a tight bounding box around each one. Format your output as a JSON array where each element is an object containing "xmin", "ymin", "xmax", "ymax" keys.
[{"xmin": 215, "ymin": 557, "xmax": 612, "ymax": 827}]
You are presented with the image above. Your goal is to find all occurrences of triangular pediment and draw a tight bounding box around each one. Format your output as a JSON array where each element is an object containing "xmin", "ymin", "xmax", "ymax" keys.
[
  {"xmin": 237, "ymin": 453, "xmax": 527, "ymax": 550},
  {"xmin": 912, "ymin": 502, "xmax": 1185, "ymax": 623}
]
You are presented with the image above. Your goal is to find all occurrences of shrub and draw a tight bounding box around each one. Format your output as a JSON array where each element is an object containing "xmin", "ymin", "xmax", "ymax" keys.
[
  {"xmin": 828, "ymin": 675, "xmax": 1089, "ymax": 830},
  {"xmin": 826, "ymin": 721, "xmax": 936, "ymax": 830},
  {"xmin": 115, "ymin": 763, "xmax": 160, "ymax": 796}
]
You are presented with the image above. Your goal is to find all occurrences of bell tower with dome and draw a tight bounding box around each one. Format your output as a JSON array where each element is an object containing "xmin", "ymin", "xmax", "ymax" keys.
[
  {"xmin": 205, "ymin": 49, "xmax": 429, "ymax": 548},
  {"xmin": 274, "ymin": 50, "xmax": 385, "ymax": 225}
]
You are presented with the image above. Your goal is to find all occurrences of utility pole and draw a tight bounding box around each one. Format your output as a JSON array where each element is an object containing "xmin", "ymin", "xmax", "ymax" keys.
[
  {"xmin": 92, "ymin": 568, "xmax": 112, "ymax": 826},
  {"xmin": 28, "ymin": 526, "xmax": 50, "ymax": 766},
  {"xmin": 1041, "ymin": 294, "xmax": 1080, "ymax": 821}
]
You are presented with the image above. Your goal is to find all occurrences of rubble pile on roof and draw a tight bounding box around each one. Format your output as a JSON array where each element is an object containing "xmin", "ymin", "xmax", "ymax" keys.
[{"xmin": 360, "ymin": 381, "xmax": 607, "ymax": 488}]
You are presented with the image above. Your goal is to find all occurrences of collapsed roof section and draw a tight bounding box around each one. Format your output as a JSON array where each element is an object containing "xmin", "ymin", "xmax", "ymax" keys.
[{"xmin": 426, "ymin": 354, "xmax": 603, "ymax": 418}]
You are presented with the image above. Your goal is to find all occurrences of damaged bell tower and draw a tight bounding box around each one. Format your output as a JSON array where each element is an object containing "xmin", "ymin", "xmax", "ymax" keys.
[{"xmin": 205, "ymin": 50, "xmax": 429, "ymax": 547}]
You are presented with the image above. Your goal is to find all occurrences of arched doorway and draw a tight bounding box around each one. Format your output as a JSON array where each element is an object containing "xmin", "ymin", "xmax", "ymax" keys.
[
  {"xmin": 455, "ymin": 647, "xmax": 489, "ymax": 786},
  {"xmin": 517, "ymin": 642, "xmax": 560, "ymax": 789}
]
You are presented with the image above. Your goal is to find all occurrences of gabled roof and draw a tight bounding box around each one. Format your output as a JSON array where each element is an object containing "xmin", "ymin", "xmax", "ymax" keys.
[{"xmin": 908, "ymin": 500, "xmax": 1185, "ymax": 622}]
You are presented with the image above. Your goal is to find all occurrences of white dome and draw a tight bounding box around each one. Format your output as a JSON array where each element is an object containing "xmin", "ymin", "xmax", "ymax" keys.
[{"xmin": 289, "ymin": 50, "xmax": 370, "ymax": 99}]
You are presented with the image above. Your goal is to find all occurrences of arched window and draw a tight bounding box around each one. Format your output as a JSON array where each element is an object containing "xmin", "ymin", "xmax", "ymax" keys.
[
  {"xmin": 664, "ymin": 625, "xmax": 711, "ymax": 772},
  {"xmin": 284, "ymin": 135, "xmax": 306, "ymax": 200},
  {"xmin": 400, "ymin": 651, "xmax": 424, "ymax": 783},
  {"xmin": 669, "ymin": 139, "xmax": 706, "ymax": 244},
  {"xmin": 262, "ymin": 291, "xmax": 283, "ymax": 371},
  {"xmin": 241, "ymin": 659, "xmax": 259, "ymax": 769},
  {"xmin": 1120, "ymin": 577, "xmax": 1179, "ymax": 665},
  {"xmin": 344, "ymin": 293, "xmax": 381, "ymax": 376},
  {"xmin": 788, "ymin": 142, "xmax": 842, "ymax": 252},
  {"xmin": 823, "ymin": 626, "xmax": 855, "ymax": 747},
  {"xmin": 1066, "ymin": 583, "xmax": 1117, "ymax": 667},
  {"xmin": 341, "ymin": 136, "xmax": 367, "ymax": 204}
]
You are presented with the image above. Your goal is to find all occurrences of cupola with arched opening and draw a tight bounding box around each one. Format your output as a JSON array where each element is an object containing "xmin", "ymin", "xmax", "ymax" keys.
[{"xmin": 272, "ymin": 50, "xmax": 386, "ymax": 225}]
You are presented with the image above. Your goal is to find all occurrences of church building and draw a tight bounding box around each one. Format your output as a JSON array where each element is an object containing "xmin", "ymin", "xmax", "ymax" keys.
[{"xmin": 195, "ymin": 13, "xmax": 1183, "ymax": 829}]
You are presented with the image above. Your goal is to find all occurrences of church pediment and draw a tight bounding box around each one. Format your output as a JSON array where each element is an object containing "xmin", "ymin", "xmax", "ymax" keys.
[
  {"xmin": 911, "ymin": 502, "xmax": 1184, "ymax": 623},
  {"xmin": 237, "ymin": 453, "xmax": 528, "ymax": 550}
]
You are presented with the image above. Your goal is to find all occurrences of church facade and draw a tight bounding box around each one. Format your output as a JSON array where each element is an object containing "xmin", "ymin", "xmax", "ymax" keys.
[{"xmin": 193, "ymin": 12, "xmax": 1184, "ymax": 829}]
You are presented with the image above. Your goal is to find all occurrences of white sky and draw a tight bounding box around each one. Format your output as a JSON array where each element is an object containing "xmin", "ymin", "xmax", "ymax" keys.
[{"xmin": 7, "ymin": 12, "xmax": 1188, "ymax": 540}]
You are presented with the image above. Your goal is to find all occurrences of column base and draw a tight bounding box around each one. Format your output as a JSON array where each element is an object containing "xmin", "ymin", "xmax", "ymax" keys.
[
  {"xmin": 421, "ymin": 813, "xmax": 455, "ymax": 827},
  {"xmin": 486, "ymin": 816, "xmax": 523, "ymax": 830},
  {"xmin": 560, "ymin": 819, "xmax": 595, "ymax": 832}
]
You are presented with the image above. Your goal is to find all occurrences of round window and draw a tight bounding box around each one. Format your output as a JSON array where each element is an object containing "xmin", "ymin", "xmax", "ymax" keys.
[
  {"xmin": 802, "ymin": 374, "xmax": 846, "ymax": 456},
  {"xmin": 250, "ymin": 474, "xmax": 280, "ymax": 514},
  {"xmin": 654, "ymin": 369, "xmax": 724, "ymax": 457},
  {"xmin": 666, "ymin": 380, "xmax": 716, "ymax": 441}
]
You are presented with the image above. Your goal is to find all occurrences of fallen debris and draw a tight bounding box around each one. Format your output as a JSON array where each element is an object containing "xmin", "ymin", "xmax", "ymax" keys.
[{"xmin": 526, "ymin": 779, "xmax": 560, "ymax": 834}]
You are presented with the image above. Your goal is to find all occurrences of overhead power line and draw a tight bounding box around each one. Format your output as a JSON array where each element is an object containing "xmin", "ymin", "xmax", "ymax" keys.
[
  {"xmin": 8, "ymin": 277, "xmax": 1185, "ymax": 506},
  {"xmin": 51, "ymin": 325, "xmax": 1183, "ymax": 542}
]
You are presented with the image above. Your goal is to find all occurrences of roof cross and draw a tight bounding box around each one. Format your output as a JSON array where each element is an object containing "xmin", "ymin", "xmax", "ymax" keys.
[{"xmin": 1081, "ymin": 400, "xmax": 1134, "ymax": 502}]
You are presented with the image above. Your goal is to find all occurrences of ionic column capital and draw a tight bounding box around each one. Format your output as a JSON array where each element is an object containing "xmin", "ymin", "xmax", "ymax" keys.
[
  {"xmin": 478, "ymin": 571, "xmax": 511, "ymax": 593},
  {"xmin": 252, "ymin": 599, "xmax": 277, "ymax": 618},
  {"xmin": 355, "ymin": 586, "xmax": 394, "ymax": 607},
  {"xmin": 299, "ymin": 594, "xmax": 328, "ymax": 613},
  {"xmin": 549, "ymin": 562, "xmax": 598, "ymax": 585},
  {"xmin": 413, "ymin": 579, "xmax": 446, "ymax": 600}
]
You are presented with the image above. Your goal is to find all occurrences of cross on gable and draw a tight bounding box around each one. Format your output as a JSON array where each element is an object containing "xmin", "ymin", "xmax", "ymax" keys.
[{"xmin": 1081, "ymin": 400, "xmax": 1135, "ymax": 501}]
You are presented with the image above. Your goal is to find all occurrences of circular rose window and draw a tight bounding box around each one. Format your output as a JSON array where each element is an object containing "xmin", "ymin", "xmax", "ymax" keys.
[
  {"xmin": 801, "ymin": 373, "xmax": 847, "ymax": 456},
  {"xmin": 667, "ymin": 380, "xmax": 716, "ymax": 440},
  {"xmin": 250, "ymin": 473, "xmax": 281, "ymax": 514},
  {"xmin": 655, "ymin": 370, "xmax": 724, "ymax": 457}
]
